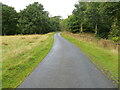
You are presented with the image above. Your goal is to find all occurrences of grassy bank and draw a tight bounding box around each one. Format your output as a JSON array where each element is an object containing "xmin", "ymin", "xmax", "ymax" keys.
[
  {"xmin": 61, "ymin": 32, "xmax": 118, "ymax": 85},
  {"xmin": 2, "ymin": 32, "xmax": 55, "ymax": 88}
]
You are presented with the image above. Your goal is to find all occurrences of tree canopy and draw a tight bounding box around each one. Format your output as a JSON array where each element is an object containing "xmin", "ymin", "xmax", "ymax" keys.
[
  {"xmin": 2, "ymin": 2, "xmax": 61, "ymax": 35},
  {"xmin": 62, "ymin": 2, "xmax": 120, "ymax": 41},
  {"xmin": 2, "ymin": 1, "xmax": 120, "ymax": 41},
  {"xmin": 2, "ymin": 4, "xmax": 18, "ymax": 35}
]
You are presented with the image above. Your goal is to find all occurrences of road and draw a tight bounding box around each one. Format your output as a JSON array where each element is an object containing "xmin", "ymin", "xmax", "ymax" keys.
[{"xmin": 18, "ymin": 33, "xmax": 115, "ymax": 88}]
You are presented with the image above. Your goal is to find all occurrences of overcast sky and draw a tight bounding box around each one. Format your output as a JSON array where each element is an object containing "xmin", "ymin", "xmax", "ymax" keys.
[{"xmin": 1, "ymin": 0, "xmax": 79, "ymax": 19}]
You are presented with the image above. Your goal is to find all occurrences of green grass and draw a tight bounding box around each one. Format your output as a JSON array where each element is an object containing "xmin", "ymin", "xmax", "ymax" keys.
[
  {"xmin": 61, "ymin": 32, "xmax": 118, "ymax": 85},
  {"xmin": 2, "ymin": 32, "xmax": 55, "ymax": 88}
]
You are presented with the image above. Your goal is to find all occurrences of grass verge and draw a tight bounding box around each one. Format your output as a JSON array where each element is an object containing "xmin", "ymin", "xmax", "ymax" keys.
[
  {"xmin": 61, "ymin": 32, "xmax": 118, "ymax": 85},
  {"xmin": 2, "ymin": 32, "xmax": 55, "ymax": 88}
]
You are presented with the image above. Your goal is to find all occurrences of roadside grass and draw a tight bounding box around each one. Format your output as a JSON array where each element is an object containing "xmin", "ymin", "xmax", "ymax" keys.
[
  {"xmin": 1, "ymin": 32, "xmax": 55, "ymax": 88},
  {"xmin": 61, "ymin": 32, "xmax": 118, "ymax": 85}
]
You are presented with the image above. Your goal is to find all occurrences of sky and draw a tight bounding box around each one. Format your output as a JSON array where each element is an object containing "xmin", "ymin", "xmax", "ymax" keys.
[{"xmin": 1, "ymin": 0, "xmax": 79, "ymax": 19}]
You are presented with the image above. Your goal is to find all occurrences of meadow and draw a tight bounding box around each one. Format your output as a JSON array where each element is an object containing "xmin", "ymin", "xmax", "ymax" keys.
[
  {"xmin": 1, "ymin": 32, "xmax": 55, "ymax": 88},
  {"xmin": 61, "ymin": 32, "xmax": 118, "ymax": 85}
]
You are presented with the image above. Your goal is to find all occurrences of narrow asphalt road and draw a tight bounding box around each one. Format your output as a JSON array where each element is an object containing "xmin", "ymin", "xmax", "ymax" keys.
[{"xmin": 18, "ymin": 33, "xmax": 115, "ymax": 88}]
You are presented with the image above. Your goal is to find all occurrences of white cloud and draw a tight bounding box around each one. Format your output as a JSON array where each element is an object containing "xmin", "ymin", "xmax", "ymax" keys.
[{"xmin": 1, "ymin": 0, "xmax": 79, "ymax": 19}]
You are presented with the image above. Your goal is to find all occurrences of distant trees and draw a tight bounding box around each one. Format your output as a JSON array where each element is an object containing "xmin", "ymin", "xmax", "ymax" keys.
[
  {"xmin": 2, "ymin": 2, "xmax": 61, "ymax": 35},
  {"xmin": 50, "ymin": 16, "xmax": 61, "ymax": 32},
  {"xmin": 62, "ymin": 2, "xmax": 120, "ymax": 41}
]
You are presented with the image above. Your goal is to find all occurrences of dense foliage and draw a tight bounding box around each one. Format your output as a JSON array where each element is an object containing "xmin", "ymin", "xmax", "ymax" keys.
[
  {"xmin": 2, "ymin": 1, "xmax": 120, "ymax": 41},
  {"xmin": 62, "ymin": 2, "xmax": 120, "ymax": 41},
  {"xmin": 2, "ymin": 2, "xmax": 61, "ymax": 35},
  {"xmin": 2, "ymin": 4, "xmax": 18, "ymax": 35}
]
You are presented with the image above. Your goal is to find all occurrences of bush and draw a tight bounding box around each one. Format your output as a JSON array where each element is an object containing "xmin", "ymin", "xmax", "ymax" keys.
[{"xmin": 112, "ymin": 37, "xmax": 120, "ymax": 42}]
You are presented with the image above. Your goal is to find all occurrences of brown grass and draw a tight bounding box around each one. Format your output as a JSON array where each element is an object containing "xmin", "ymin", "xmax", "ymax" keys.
[
  {"xmin": 63, "ymin": 31, "xmax": 119, "ymax": 54},
  {"xmin": 1, "ymin": 34, "xmax": 49, "ymax": 63}
]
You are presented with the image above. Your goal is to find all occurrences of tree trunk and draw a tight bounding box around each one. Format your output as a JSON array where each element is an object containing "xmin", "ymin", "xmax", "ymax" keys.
[
  {"xmin": 81, "ymin": 23, "xmax": 83, "ymax": 33},
  {"xmin": 95, "ymin": 24, "xmax": 97, "ymax": 35}
]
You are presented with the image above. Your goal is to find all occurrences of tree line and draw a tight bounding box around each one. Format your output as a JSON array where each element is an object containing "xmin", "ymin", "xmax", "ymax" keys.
[
  {"xmin": 61, "ymin": 2, "xmax": 120, "ymax": 41},
  {"xmin": 2, "ymin": 2, "xmax": 61, "ymax": 35}
]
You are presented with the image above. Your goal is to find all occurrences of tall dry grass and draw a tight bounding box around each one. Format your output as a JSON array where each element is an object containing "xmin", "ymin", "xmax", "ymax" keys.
[
  {"xmin": 63, "ymin": 32, "xmax": 119, "ymax": 54},
  {"xmin": 1, "ymin": 34, "xmax": 50, "ymax": 72}
]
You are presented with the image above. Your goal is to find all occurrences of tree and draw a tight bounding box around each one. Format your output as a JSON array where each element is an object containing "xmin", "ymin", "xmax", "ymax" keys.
[
  {"xmin": 73, "ymin": 2, "xmax": 87, "ymax": 33},
  {"xmin": 66, "ymin": 15, "xmax": 80, "ymax": 33},
  {"xmin": 2, "ymin": 2, "xmax": 62, "ymax": 35},
  {"xmin": 60, "ymin": 18, "xmax": 69, "ymax": 31},
  {"xmin": 84, "ymin": 3, "xmax": 100, "ymax": 33},
  {"xmin": 50, "ymin": 16, "xmax": 61, "ymax": 32},
  {"xmin": 18, "ymin": 2, "xmax": 52, "ymax": 34},
  {"xmin": 103, "ymin": 2, "xmax": 120, "ymax": 40},
  {"xmin": 64, "ymin": 2, "xmax": 120, "ymax": 40},
  {"xmin": 2, "ymin": 4, "xmax": 18, "ymax": 35}
]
